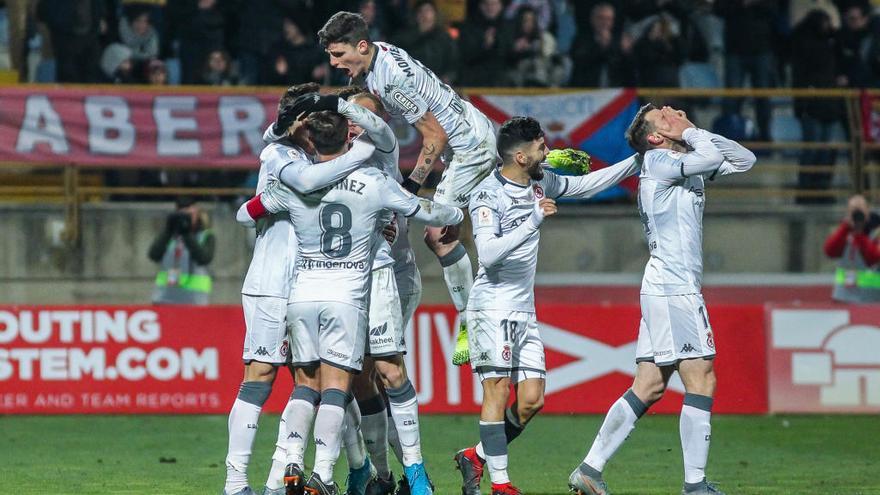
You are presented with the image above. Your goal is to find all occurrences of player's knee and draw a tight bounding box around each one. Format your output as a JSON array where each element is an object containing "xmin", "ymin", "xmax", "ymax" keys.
[
  {"xmin": 377, "ymin": 363, "xmax": 406, "ymax": 389},
  {"xmin": 519, "ymin": 395, "xmax": 544, "ymax": 418},
  {"xmin": 244, "ymin": 362, "xmax": 277, "ymax": 382}
]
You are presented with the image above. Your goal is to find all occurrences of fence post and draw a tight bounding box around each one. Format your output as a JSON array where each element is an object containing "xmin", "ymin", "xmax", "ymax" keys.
[
  {"xmin": 63, "ymin": 163, "xmax": 80, "ymax": 247},
  {"xmin": 847, "ymin": 90, "xmax": 865, "ymax": 194}
]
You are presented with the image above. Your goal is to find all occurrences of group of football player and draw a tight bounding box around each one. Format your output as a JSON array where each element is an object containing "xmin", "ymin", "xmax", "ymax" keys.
[{"xmin": 221, "ymin": 10, "xmax": 756, "ymax": 495}]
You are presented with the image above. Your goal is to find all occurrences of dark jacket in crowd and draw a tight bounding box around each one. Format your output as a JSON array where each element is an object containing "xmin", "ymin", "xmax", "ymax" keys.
[
  {"xmin": 457, "ymin": 12, "xmax": 514, "ymax": 87},
  {"xmin": 791, "ymin": 10, "xmax": 845, "ymax": 120},
  {"xmin": 394, "ymin": 26, "xmax": 459, "ymax": 84},
  {"xmin": 569, "ymin": 28, "xmax": 633, "ymax": 87},
  {"xmin": 715, "ymin": 0, "xmax": 779, "ymax": 56},
  {"xmin": 264, "ymin": 40, "xmax": 326, "ymax": 85},
  {"xmin": 167, "ymin": 0, "xmax": 226, "ymax": 84}
]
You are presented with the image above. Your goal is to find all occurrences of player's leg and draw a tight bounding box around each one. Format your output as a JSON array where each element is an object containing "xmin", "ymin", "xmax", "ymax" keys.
[
  {"xmin": 431, "ymin": 128, "xmax": 497, "ymax": 366},
  {"xmin": 675, "ymin": 294, "xmax": 720, "ymax": 494},
  {"xmin": 264, "ymin": 364, "xmax": 312, "ymax": 494},
  {"xmin": 570, "ymin": 299, "xmax": 676, "ymax": 494},
  {"xmin": 341, "ymin": 389, "xmax": 374, "ymax": 495},
  {"xmin": 281, "ymin": 365, "xmax": 320, "ymax": 494},
  {"xmin": 307, "ymin": 303, "xmax": 368, "ymax": 492},
  {"xmin": 678, "ymin": 358, "xmax": 719, "ymax": 494},
  {"xmin": 225, "ymin": 295, "xmax": 286, "ymax": 495}
]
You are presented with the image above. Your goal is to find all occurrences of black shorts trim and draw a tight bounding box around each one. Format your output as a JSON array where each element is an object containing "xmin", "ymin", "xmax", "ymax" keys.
[
  {"xmin": 320, "ymin": 358, "xmax": 363, "ymax": 374},
  {"xmin": 242, "ymin": 359, "xmax": 287, "ymax": 366},
  {"xmin": 290, "ymin": 360, "xmax": 321, "ymax": 369},
  {"xmin": 366, "ymin": 350, "xmax": 405, "ymax": 358},
  {"xmin": 473, "ymin": 366, "xmax": 546, "ymax": 375}
]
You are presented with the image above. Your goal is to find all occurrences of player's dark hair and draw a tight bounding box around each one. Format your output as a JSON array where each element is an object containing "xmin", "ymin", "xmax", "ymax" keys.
[
  {"xmin": 335, "ymin": 85, "xmax": 365, "ymax": 100},
  {"xmin": 497, "ymin": 116, "xmax": 545, "ymax": 163},
  {"xmin": 349, "ymin": 92, "xmax": 386, "ymax": 114},
  {"xmin": 625, "ymin": 103, "xmax": 657, "ymax": 155},
  {"xmin": 306, "ymin": 111, "xmax": 349, "ymax": 155},
  {"xmin": 279, "ymin": 82, "xmax": 321, "ymax": 109},
  {"xmin": 318, "ymin": 11, "xmax": 370, "ymax": 48}
]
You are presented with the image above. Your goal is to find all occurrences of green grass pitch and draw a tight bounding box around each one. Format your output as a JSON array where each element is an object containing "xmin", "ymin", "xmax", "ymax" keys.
[{"xmin": 2, "ymin": 414, "xmax": 878, "ymax": 494}]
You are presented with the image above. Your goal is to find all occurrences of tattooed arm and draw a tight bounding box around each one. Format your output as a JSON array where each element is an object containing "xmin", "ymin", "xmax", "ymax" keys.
[{"xmin": 404, "ymin": 111, "xmax": 447, "ymax": 193}]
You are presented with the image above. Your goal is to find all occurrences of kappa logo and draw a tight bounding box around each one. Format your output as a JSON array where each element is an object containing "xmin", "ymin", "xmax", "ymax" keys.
[
  {"xmin": 254, "ymin": 346, "xmax": 269, "ymax": 356},
  {"xmin": 287, "ymin": 431, "xmax": 302, "ymax": 440},
  {"xmin": 370, "ymin": 323, "xmax": 389, "ymax": 336},
  {"xmin": 315, "ymin": 439, "xmax": 327, "ymax": 446},
  {"xmin": 390, "ymin": 89, "xmax": 419, "ymax": 114},
  {"xmin": 680, "ymin": 343, "xmax": 697, "ymax": 353}
]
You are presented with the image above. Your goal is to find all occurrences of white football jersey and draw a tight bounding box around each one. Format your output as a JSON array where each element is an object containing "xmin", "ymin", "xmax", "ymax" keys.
[
  {"xmin": 240, "ymin": 143, "xmax": 302, "ymax": 298},
  {"xmin": 638, "ymin": 128, "xmax": 756, "ymax": 296},
  {"xmin": 469, "ymin": 157, "xmax": 642, "ymax": 312},
  {"xmin": 262, "ymin": 167, "xmax": 428, "ymax": 309},
  {"xmin": 365, "ymin": 42, "xmax": 493, "ymax": 152}
]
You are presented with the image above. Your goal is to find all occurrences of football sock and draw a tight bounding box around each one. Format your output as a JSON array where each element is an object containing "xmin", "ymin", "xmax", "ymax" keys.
[
  {"xmin": 583, "ymin": 389, "xmax": 647, "ymax": 472},
  {"xmin": 474, "ymin": 406, "xmax": 525, "ymax": 462},
  {"xmin": 313, "ymin": 389, "xmax": 347, "ymax": 482},
  {"xmin": 480, "ymin": 420, "xmax": 509, "ymax": 484},
  {"xmin": 681, "ymin": 393, "xmax": 713, "ymax": 484},
  {"xmin": 265, "ymin": 397, "xmax": 295, "ymax": 490},
  {"xmin": 284, "ymin": 385, "xmax": 320, "ymax": 467},
  {"xmin": 342, "ymin": 394, "xmax": 367, "ymax": 471},
  {"xmin": 387, "ymin": 379, "xmax": 422, "ymax": 466},
  {"xmin": 225, "ymin": 381, "xmax": 272, "ymax": 493},
  {"xmin": 440, "ymin": 244, "xmax": 473, "ymax": 313},
  {"xmin": 386, "ymin": 401, "xmax": 404, "ymax": 464},
  {"xmin": 360, "ymin": 394, "xmax": 391, "ymax": 478}
]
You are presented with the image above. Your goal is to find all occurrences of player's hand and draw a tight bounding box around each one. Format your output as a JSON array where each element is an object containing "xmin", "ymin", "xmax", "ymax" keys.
[
  {"xmin": 311, "ymin": 94, "xmax": 340, "ymax": 113},
  {"xmin": 273, "ymin": 99, "xmax": 303, "ymax": 135},
  {"xmin": 438, "ymin": 223, "xmax": 460, "ymax": 244},
  {"xmin": 657, "ymin": 106, "xmax": 694, "ymax": 141},
  {"xmin": 531, "ymin": 197, "xmax": 557, "ymax": 226}
]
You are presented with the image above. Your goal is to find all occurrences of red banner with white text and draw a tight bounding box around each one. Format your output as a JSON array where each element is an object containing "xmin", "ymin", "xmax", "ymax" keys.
[{"xmin": 0, "ymin": 304, "xmax": 767, "ymax": 414}]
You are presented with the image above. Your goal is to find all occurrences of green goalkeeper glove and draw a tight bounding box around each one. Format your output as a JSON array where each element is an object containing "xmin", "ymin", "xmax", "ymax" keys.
[{"xmin": 546, "ymin": 148, "xmax": 592, "ymax": 175}]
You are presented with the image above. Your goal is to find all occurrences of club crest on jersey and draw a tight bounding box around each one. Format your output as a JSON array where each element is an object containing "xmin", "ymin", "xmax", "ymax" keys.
[
  {"xmin": 706, "ymin": 330, "xmax": 715, "ymax": 349},
  {"xmin": 390, "ymin": 89, "xmax": 419, "ymax": 115},
  {"xmin": 476, "ymin": 206, "xmax": 493, "ymax": 227},
  {"xmin": 502, "ymin": 344, "xmax": 511, "ymax": 362},
  {"xmin": 280, "ymin": 340, "xmax": 289, "ymax": 357},
  {"xmin": 533, "ymin": 184, "xmax": 545, "ymax": 199}
]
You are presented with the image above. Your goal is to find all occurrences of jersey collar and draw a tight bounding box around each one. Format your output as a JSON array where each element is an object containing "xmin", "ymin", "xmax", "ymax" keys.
[{"xmin": 494, "ymin": 168, "xmax": 528, "ymax": 189}]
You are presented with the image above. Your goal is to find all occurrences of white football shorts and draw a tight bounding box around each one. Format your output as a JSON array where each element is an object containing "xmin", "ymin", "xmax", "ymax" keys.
[
  {"xmin": 468, "ymin": 309, "xmax": 546, "ymax": 383},
  {"xmin": 635, "ymin": 293, "xmax": 717, "ymax": 366},
  {"xmin": 287, "ymin": 301, "xmax": 367, "ymax": 373},
  {"xmin": 367, "ymin": 266, "xmax": 407, "ymax": 357},
  {"xmin": 434, "ymin": 116, "xmax": 498, "ymax": 209},
  {"xmin": 241, "ymin": 294, "xmax": 289, "ymax": 365}
]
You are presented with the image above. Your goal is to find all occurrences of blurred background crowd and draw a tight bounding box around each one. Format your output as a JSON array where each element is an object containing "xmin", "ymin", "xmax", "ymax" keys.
[{"xmin": 0, "ymin": 0, "xmax": 878, "ymax": 92}]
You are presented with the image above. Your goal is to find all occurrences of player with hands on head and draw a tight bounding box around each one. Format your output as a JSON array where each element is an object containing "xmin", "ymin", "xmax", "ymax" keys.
[{"xmin": 568, "ymin": 104, "xmax": 756, "ymax": 495}]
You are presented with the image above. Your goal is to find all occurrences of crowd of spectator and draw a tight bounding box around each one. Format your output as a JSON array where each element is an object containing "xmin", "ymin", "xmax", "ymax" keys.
[{"xmin": 3, "ymin": 0, "xmax": 879, "ymax": 91}]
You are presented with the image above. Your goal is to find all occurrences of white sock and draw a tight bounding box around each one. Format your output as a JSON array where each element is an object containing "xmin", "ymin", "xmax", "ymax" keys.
[
  {"xmin": 387, "ymin": 380, "xmax": 422, "ymax": 466},
  {"xmin": 284, "ymin": 387, "xmax": 321, "ymax": 467},
  {"xmin": 360, "ymin": 396, "xmax": 391, "ymax": 478},
  {"xmin": 583, "ymin": 390, "xmax": 646, "ymax": 472},
  {"xmin": 342, "ymin": 396, "xmax": 367, "ymax": 470},
  {"xmin": 265, "ymin": 399, "xmax": 295, "ymax": 490},
  {"xmin": 313, "ymin": 389, "xmax": 347, "ymax": 482},
  {"xmin": 479, "ymin": 421, "xmax": 508, "ymax": 485},
  {"xmin": 386, "ymin": 407, "xmax": 404, "ymax": 465},
  {"xmin": 225, "ymin": 381, "xmax": 272, "ymax": 493},
  {"xmin": 681, "ymin": 394, "xmax": 713, "ymax": 484},
  {"xmin": 475, "ymin": 442, "xmax": 485, "ymax": 460},
  {"xmin": 440, "ymin": 244, "xmax": 473, "ymax": 313}
]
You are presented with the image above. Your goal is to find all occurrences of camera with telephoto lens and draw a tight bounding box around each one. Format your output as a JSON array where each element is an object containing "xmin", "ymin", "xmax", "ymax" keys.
[
  {"xmin": 852, "ymin": 210, "xmax": 866, "ymax": 225},
  {"xmin": 167, "ymin": 212, "xmax": 192, "ymax": 234}
]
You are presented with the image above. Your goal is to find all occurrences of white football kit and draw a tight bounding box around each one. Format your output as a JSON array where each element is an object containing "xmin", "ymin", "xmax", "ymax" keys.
[
  {"xmin": 260, "ymin": 166, "xmax": 463, "ymax": 371},
  {"xmin": 635, "ymin": 127, "xmax": 756, "ymax": 366},
  {"xmin": 365, "ymin": 42, "xmax": 498, "ymax": 208},
  {"xmin": 468, "ymin": 157, "xmax": 641, "ymax": 382},
  {"xmin": 239, "ymin": 142, "xmax": 304, "ymax": 365}
]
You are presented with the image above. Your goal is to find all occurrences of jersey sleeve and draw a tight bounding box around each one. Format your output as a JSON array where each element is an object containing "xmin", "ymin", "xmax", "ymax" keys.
[
  {"xmin": 383, "ymin": 73, "xmax": 429, "ymax": 124},
  {"xmin": 339, "ymin": 98, "xmax": 398, "ymax": 154},
  {"xmin": 468, "ymin": 187, "xmax": 501, "ymax": 236},
  {"xmin": 554, "ymin": 154, "xmax": 641, "ymax": 199},
  {"xmin": 262, "ymin": 123, "xmax": 283, "ymax": 143},
  {"xmin": 705, "ymin": 131, "xmax": 757, "ymax": 179},
  {"xmin": 648, "ymin": 128, "xmax": 725, "ymax": 180},
  {"xmin": 278, "ymin": 140, "xmax": 375, "ymax": 193},
  {"xmin": 377, "ymin": 171, "xmax": 463, "ymax": 226}
]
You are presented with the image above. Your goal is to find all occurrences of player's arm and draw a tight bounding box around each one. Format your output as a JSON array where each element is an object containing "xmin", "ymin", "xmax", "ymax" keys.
[
  {"xmin": 406, "ymin": 111, "xmax": 447, "ymax": 192},
  {"xmin": 550, "ymin": 154, "xmax": 642, "ymax": 200},
  {"xmin": 470, "ymin": 189, "xmax": 555, "ymax": 267},
  {"xmin": 278, "ymin": 140, "xmax": 376, "ymax": 193},
  {"xmin": 235, "ymin": 180, "xmax": 291, "ymax": 226},
  {"xmin": 704, "ymin": 131, "xmax": 757, "ymax": 179},
  {"xmin": 339, "ymin": 98, "xmax": 397, "ymax": 154},
  {"xmin": 380, "ymin": 175, "xmax": 463, "ymax": 226}
]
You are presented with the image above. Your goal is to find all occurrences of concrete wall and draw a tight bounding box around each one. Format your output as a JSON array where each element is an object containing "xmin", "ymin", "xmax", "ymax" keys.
[{"xmin": 0, "ymin": 202, "xmax": 846, "ymax": 304}]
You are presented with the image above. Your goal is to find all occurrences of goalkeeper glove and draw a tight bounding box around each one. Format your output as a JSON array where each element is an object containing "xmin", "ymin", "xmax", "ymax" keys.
[{"xmin": 546, "ymin": 148, "xmax": 592, "ymax": 175}]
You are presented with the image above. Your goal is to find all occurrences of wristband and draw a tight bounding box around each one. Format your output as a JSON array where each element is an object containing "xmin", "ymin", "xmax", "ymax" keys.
[{"xmin": 401, "ymin": 178, "xmax": 421, "ymax": 194}]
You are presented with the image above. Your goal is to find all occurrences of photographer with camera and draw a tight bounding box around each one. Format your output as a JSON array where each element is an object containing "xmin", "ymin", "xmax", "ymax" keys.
[
  {"xmin": 148, "ymin": 197, "xmax": 216, "ymax": 305},
  {"xmin": 824, "ymin": 194, "xmax": 880, "ymax": 303}
]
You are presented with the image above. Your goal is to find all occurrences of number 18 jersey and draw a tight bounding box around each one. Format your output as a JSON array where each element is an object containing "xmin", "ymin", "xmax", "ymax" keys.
[{"xmin": 262, "ymin": 166, "xmax": 421, "ymax": 310}]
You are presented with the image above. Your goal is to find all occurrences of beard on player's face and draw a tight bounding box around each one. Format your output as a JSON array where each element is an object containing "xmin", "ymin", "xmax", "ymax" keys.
[{"xmin": 527, "ymin": 158, "xmax": 544, "ymax": 180}]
